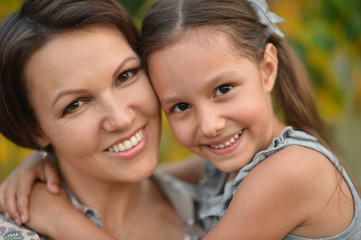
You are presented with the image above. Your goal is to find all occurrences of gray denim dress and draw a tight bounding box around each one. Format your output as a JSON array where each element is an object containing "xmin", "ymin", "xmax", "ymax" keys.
[{"xmin": 194, "ymin": 126, "xmax": 361, "ymax": 239}]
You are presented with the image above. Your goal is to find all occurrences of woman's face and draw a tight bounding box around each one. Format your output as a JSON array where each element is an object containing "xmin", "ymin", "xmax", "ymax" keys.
[{"xmin": 26, "ymin": 26, "xmax": 161, "ymax": 185}]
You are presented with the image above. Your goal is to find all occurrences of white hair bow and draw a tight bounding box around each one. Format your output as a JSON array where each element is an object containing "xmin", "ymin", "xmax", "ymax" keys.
[{"xmin": 247, "ymin": 0, "xmax": 285, "ymax": 38}]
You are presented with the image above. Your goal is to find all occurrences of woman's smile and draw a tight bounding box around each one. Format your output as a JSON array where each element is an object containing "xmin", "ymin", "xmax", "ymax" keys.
[
  {"xmin": 107, "ymin": 128, "xmax": 144, "ymax": 153},
  {"xmin": 106, "ymin": 127, "xmax": 148, "ymax": 160},
  {"xmin": 25, "ymin": 26, "xmax": 161, "ymax": 182}
]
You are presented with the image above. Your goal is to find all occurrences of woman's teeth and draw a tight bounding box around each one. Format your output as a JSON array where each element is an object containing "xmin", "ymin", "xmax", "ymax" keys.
[
  {"xmin": 209, "ymin": 131, "xmax": 242, "ymax": 149},
  {"xmin": 108, "ymin": 129, "xmax": 144, "ymax": 153}
]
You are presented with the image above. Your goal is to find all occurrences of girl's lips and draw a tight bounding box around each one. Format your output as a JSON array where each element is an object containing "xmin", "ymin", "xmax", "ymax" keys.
[
  {"xmin": 205, "ymin": 130, "xmax": 243, "ymax": 155},
  {"xmin": 208, "ymin": 130, "xmax": 242, "ymax": 149}
]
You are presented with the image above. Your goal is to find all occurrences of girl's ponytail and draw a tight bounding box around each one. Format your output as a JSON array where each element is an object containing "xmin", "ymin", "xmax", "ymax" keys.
[
  {"xmin": 270, "ymin": 36, "xmax": 333, "ymax": 149},
  {"xmin": 271, "ymin": 37, "xmax": 361, "ymax": 193}
]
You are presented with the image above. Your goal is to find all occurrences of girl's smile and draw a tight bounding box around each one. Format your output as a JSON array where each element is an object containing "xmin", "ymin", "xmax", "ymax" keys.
[{"xmin": 205, "ymin": 130, "xmax": 243, "ymax": 155}]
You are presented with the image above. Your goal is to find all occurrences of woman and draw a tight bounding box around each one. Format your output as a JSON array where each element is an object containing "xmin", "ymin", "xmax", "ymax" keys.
[{"xmin": 0, "ymin": 0, "xmax": 204, "ymax": 239}]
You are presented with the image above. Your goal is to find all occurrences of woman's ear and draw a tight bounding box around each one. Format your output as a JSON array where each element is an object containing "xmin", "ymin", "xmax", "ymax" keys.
[
  {"xmin": 262, "ymin": 43, "xmax": 278, "ymax": 93},
  {"xmin": 35, "ymin": 133, "xmax": 50, "ymax": 149}
]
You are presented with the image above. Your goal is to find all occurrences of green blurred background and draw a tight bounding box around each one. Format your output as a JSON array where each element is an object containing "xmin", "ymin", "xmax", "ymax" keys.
[{"xmin": 0, "ymin": 0, "xmax": 360, "ymax": 182}]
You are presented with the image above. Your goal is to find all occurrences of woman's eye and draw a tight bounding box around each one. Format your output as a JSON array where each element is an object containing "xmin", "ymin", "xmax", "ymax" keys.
[
  {"xmin": 215, "ymin": 84, "xmax": 232, "ymax": 96},
  {"xmin": 173, "ymin": 102, "xmax": 191, "ymax": 112},
  {"xmin": 116, "ymin": 69, "xmax": 137, "ymax": 85},
  {"xmin": 63, "ymin": 100, "xmax": 87, "ymax": 115}
]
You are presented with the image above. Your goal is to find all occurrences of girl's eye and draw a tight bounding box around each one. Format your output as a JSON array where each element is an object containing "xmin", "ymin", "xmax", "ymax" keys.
[
  {"xmin": 215, "ymin": 84, "xmax": 232, "ymax": 96},
  {"xmin": 116, "ymin": 69, "xmax": 137, "ymax": 85},
  {"xmin": 63, "ymin": 100, "xmax": 87, "ymax": 115},
  {"xmin": 173, "ymin": 102, "xmax": 191, "ymax": 112}
]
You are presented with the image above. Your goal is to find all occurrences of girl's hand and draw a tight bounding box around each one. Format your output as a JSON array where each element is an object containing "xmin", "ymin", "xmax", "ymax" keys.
[
  {"xmin": 25, "ymin": 183, "xmax": 70, "ymax": 236},
  {"xmin": 0, "ymin": 151, "xmax": 60, "ymax": 225},
  {"xmin": 27, "ymin": 183, "xmax": 116, "ymax": 240}
]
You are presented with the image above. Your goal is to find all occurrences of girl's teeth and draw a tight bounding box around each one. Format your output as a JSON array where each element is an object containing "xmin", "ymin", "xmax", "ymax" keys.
[
  {"xmin": 108, "ymin": 129, "xmax": 144, "ymax": 152},
  {"xmin": 210, "ymin": 131, "xmax": 242, "ymax": 149}
]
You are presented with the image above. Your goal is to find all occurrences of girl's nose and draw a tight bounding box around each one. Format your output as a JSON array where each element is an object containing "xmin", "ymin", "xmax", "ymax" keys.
[
  {"xmin": 198, "ymin": 107, "xmax": 225, "ymax": 138},
  {"xmin": 102, "ymin": 94, "xmax": 136, "ymax": 132}
]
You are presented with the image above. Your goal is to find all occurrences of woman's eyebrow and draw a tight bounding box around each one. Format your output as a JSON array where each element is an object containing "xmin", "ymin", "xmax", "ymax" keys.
[
  {"xmin": 112, "ymin": 56, "xmax": 139, "ymax": 79},
  {"xmin": 52, "ymin": 89, "xmax": 88, "ymax": 107},
  {"xmin": 52, "ymin": 56, "xmax": 139, "ymax": 107}
]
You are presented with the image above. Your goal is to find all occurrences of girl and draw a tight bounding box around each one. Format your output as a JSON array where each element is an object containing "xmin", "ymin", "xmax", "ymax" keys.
[
  {"xmin": 141, "ymin": 0, "xmax": 361, "ymax": 238},
  {"xmin": 2, "ymin": 0, "xmax": 361, "ymax": 239}
]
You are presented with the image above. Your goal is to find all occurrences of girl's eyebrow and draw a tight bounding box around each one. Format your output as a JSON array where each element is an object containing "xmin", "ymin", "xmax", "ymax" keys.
[
  {"xmin": 160, "ymin": 70, "xmax": 239, "ymax": 106},
  {"xmin": 52, "ymin": 56, "xmax": 139, "ymax": 107}
]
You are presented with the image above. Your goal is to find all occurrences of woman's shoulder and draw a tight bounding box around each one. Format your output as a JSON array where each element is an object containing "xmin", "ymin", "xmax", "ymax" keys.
[{"xmin": 0, "ymin": 214, "xmax": 41, "ymax": 240}]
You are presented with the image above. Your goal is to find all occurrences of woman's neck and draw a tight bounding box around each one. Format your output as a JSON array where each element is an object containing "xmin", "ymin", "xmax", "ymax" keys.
[
  {"xmin": 59, "ymin": 164, "xmax": 185, "ymax": 239},
  {"xmin": 58, "ymin": 162, "xmax": 147, "ymax": 234}
]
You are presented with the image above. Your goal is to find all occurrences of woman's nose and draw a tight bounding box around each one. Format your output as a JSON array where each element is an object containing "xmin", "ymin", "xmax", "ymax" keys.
[{"xmin": 102, "ymin": 94, "xmax": 136, "ymax": 132}]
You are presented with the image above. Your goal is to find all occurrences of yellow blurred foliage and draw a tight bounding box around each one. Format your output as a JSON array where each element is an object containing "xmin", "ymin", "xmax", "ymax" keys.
[{"xmin": 0, "ymin": 0, "xmax": 29, "ymax": 181}]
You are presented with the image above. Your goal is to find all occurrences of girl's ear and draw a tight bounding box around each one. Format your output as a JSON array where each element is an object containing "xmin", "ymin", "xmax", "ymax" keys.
[{"xmin": 262, "ymin": 43, "xmax": 278, "ymax": 93}]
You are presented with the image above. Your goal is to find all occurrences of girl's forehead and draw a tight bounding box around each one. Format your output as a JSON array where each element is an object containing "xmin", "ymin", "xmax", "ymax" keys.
[
  {"xmin": 148, "ymin": 31, "xmax": 256, "ymax": 85},
  {"xmin": 153, "ymin": 26, "xmax": 250, "ymax": 63},
  {"xmin": 148, "ymin": 28, "xmax": 246, "ymax": 71}
]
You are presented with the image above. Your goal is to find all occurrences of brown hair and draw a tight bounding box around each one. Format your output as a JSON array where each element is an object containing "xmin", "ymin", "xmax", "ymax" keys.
[
  {"xmin": 0, "ymin": 0, "xmax": 140, "ymax": 150},
  {"xmin": 141, "ymin": 0, "xmax": 332, "ymax": 149}
]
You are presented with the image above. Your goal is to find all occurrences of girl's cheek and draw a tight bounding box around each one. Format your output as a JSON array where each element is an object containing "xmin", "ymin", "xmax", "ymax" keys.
[{"xmin": 169, "ymin": 120, "xmax": 192, "ymax": 146}]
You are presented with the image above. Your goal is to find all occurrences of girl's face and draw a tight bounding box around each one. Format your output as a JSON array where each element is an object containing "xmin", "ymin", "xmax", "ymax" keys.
[
  {"xmin": 26, "ymin": 26, "xmax": 161, "ymax": 186},
  {"xmin": 149, "ymin": 31, "xmax": 285, "ymax": 174}
]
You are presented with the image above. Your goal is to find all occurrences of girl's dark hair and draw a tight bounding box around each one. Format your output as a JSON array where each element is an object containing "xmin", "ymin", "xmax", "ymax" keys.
[
  {"xmin": 0, "ymin": 0, "xmax": 140, "ymax": 150},
  {"xmin": 141, "ymin": 0, "xmax": 332, "ymax": 149}
]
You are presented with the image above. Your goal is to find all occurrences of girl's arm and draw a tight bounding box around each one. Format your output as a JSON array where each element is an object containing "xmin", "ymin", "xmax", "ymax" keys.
[
  {"xmin": 202, "ymin": 147, "xmax": 326, "ymax": 239},
  {"xmin": 0, "ymin": 151, "xmax": 205, "ymax": 225},
  {"xmin": 0, "ymin": 151, "xmax": 60, "ymax": 225},
  {"xmin": 158, "ymin": 155, "xmax": 206, "ymax": 184},
  {"xmin": 26, "ymin": 183, "xmax": 115, "ymax": 240}
]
